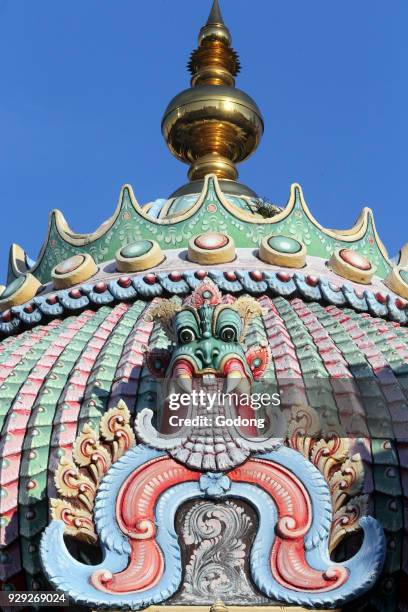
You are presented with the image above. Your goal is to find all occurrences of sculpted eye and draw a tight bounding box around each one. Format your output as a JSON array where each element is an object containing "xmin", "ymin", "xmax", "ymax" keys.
[
  {"xmin": 179, "ymin": 328, "xmax": 196, "ymax": 344},
  {"xmin": 220, "ymin": 326, "xmax": 237, "ymax": 342}
]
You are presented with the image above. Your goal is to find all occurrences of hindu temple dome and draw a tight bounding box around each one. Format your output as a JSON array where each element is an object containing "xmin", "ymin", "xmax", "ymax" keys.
[{"xmin": 0, "ymin": 2, "xmax": 407, "ymax": 610}]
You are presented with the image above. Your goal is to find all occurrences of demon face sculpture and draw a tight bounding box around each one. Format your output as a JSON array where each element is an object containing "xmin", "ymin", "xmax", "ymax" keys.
[
  {"xmin": 136, "ymin": 282, "xmax": 283, "ymax": 470},
  {"xmin": 40, "ymin": 282, "xmax": 386, "ymax": 610}
]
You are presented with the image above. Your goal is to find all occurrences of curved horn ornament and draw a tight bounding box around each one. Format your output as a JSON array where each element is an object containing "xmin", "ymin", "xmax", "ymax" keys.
[{"xmin": 40, "ymin": 445, "xmax": 385, "ymax": 608}]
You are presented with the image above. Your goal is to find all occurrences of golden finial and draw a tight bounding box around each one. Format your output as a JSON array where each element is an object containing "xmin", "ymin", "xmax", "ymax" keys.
[
  {"xmin": 190, "ymin": 0, "xmax": 238, "ymax": 86},
  {"xmin": 209, "ymin": 600, "xmax": 229, "ymax": 612},
  {"xmin": 200, "ymin": 0, "xmax": 231, "ymax": 44},
  {"xmin": 161, "ymin": 0, "xmax": 263, "ymax": 197}
]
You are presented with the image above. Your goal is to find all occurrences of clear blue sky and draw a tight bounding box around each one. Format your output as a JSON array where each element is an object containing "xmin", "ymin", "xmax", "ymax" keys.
[{"xmin": 0, "ymin": 0, "xmax": 406, "ymax": 280}]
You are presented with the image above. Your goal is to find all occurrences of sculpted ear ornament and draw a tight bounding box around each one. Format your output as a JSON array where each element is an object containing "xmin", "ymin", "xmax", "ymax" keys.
[
  {"xmin": 231, "ymin": 295, "xmax": 263, "ymax": 319},
  {"xmin": 230, "ymin": 295, "xmax": 263, "ymax": 340},
  {"xmin": 144, "ymin": 300, "xmax": 182, "ymax": 339},
  {"xmin": 145, "ymin": 346, "xmax": 172, "ymax": 377},
  {"xmin": 245, "ymin": 344, "xmax": 270, "ymax": 379}
]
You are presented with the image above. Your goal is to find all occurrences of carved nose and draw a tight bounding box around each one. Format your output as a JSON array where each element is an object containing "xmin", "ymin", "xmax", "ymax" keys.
[{"xmin": 195, "ymin": 340, "xmax": 219, "ymax": 367}]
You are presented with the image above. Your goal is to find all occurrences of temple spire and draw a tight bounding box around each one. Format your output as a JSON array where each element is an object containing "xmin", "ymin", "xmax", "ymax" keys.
[
  {"xmin": 197, "ymin": 0, "xmax": 233, "ymax": 60},
  {"xmin": 207, "ymin": 0, "xmax": 224, "ymax": 25},
  {"xmin": 161, "ymin": 0, "xmax": 264, "ymax": 197},
  {"xmin": 190, "ymin": 0, "xmax": 238, "ymax": 88}
]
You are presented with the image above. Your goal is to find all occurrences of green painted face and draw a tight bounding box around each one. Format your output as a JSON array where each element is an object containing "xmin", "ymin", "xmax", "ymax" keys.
[{"xmin": 171, "ymin": 305, "xmax": 246, "ymax": 374}]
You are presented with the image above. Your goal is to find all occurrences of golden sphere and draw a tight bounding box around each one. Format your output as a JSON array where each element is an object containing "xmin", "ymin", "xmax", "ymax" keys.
[{"xmin": 161, "ymin": 85, "xmax": 264, "ymax": 181}]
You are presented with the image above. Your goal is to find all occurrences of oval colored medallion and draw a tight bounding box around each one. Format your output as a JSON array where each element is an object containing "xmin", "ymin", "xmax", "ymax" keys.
[
  {"xmin": 55, "ymin": 255, "xmax": 85, "ymax": 275},
  {"xmin": 194, "ymin": 232, "xmax": 229, "ymax": 250},
  {"xmin": 339, "ymin": 249, "xmax": 371, "ymax": 271},
  {"xmin": 121, "ymin": 240, "xmax": 153, "ymax": 259},
  {"xmin": 268, "ymin": 235, "xmax": 301, "ymax": 254},
  {"xmin": 400, "ymin": 269, "xmax": 408, "ymax": 284},
  {"xmin": 1, "ymin": 275, "xmax": 26, "ymax": 299}
]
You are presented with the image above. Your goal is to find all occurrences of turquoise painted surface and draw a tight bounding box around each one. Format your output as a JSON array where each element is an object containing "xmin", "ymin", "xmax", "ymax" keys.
[{"xmin": 30, "ymin": 179, "xmax": 391, "ymax": 283}]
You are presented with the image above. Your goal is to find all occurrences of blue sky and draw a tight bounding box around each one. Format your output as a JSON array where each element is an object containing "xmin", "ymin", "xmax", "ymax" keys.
[{"xmin": 0, "ymin": 0, "xmax": 406, "ymax": 280}]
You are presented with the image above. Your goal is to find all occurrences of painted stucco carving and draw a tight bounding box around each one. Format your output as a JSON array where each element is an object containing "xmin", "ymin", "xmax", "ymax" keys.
[
  {"xmin": 176, "ymin": 500, "xmax": 267, "ymax": 604},
  {"xmin": 41, "ymin": 443, "xmax": 385, "ymax": 608},
  {"xmin": 136, "ymin": 282, "xmax": 282, "ymax": 470},
  {"xmin": 40, "ymin": 284, "xmax": 386, "ymax": 609}
]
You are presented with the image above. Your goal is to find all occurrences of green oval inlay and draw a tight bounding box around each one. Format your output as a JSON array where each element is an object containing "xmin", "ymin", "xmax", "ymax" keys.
[
  {"xmin": 400, "ymin": 269, "xmax": 408, "ymax": 285},
  {"xmin": 1, "ymin": 275, "xmax": 26, "ymax": 299},
  {"xmin": 268, "ymin": 235, "xmax": 301, "ymax": 254},
  {"xmin": 121, "ymin": 240, "xmax": 153, "ymax": 259}
]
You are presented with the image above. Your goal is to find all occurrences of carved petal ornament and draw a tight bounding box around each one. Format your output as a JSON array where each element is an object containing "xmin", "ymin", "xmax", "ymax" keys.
[{"xmin": 41, "ymin": 444, "xmax": 385, "ymax": 608}]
